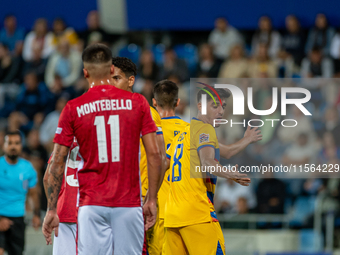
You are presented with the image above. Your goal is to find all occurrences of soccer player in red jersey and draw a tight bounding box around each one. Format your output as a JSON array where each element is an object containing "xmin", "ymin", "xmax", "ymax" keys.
[
  {"xmin": 42, "ymin": 44, "xmax": 162, "ymax": 255},
  {"xmin": 111, "ymin": 56, "xmax": 168, "ymax": 255},
  {"xmin": 43, "ymin": 138, "xmax": 80, "ymax": 255}
]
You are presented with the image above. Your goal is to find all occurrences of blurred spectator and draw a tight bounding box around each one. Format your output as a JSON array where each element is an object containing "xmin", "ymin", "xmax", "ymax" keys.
[
  {"xmin": 78, "ymin": 10, "xmax": 110, "ymax": 48},
  {"xmin": 302, "ymin": 179, "xmax": 323, "ymax": 196},
  {"xmin": 140, "ymin": 79, "xmax": 154, "ymax": 105},
  {"xmin": 23, "ymin": 128, "xmax": 48, "ymax": 212},
  {"xmin": 8, "ymin": 71, "xmax": 53, "ymax": 132},
  {"xmin": 247, "ymin": 43, "xmax": 277, "ymax": 78},
  {"xmin": 208, "ymin": 17, "xmax": 243, "ymax": 60},
  {"xmin": 215, "ymin": 179, "xmax": 256, "ymax": 213},
  {"xmin": 251, "ymin": 16, "xmax": 281, "ymax": 58},
  {"xmin": 218, "ymin": 44, "xmax": 248, "ymax": 78},
  {"xmin": 320, "ymin": 107, "xmax": 340, "ymax": 146},
  {"xmin": 301, "ymin": 46, "xmax": 334, "ymax": 78},
  {"xmin": 281, "ymin": 15, "xmax": 306, "ymax": 66},
  {"xmin": 330, "ymin": 31, "xmax": 340, "ymax": 59},
  {"xmin": 237, "ymin": 197, "xmax": 251, "ymax": 214},
  {"xmin": 158, "ymin": 48, "xmax": 189, "ymax": 82},
  {"xmin": 0, "ymin": 15, "xmax": 24, "ymax": 56},
  {"xmin": 51, "ymin": 18, "xmax": 78, "ymax": 49},
  {"xmin": 317, "ymin": 132, "xmax": 340, "ymax": 165},
  {"xmin": 195, "ymin": 43, "xmax": 221, "ymax": 78},
  {"xmin": 39, "ymin": 94, "xmax": 68, "ymax": 151},
  {"xmin": 278, "ymin": 105, "xmax": 316, "ymax": 144},
  {"xmin": 0, "ymin": 43, "xmax": 21, "ymax": 83},
  {"xmin": 22, "ymin": 18, "xmax": 54, "ymax": 62},
  {"xmin": 22, "ymin": 47, "xmax": 47, "ymax": 83},
  {"xmin": 282, "ymin": 133, "xmax": 316, "ymax": 166},
  {"xmin": 137, "ymin": 49, "xmax": 159, "ymax": 81},
  {"xmin": 330, "ymin": 30, "xmax": 340, "ymax": 76},
  {"xmin": 23, "ymin": 128, "xmax": 48, "ymax": 164},
  {"xmin": 256, "ymin": 172, "xmax": 286, "ymax": 214},
  {"xmin": 305, "ymin": 13, "xmax": 335, "ymax": 56},
  {"xmin": 45, "ymin": 39, "xmax": 82, "ymax": 94},
  {"xmin": 275, "ymin": 49, "xmax": 295, "ymax": 78}
]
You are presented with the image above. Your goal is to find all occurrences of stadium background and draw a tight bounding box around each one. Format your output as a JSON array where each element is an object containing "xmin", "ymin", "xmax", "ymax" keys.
[{"xmin": 1, "ymin": 0, "xmax": 340, "ymax": 254}]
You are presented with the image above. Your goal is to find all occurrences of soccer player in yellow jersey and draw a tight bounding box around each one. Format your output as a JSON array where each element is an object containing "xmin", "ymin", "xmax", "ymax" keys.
[
  {"xmin": 144, "ymin": 80, "xmax": 189, "ymax": 254},
  {"xmin": 111, "ymin": 57, "xmax": 167, "ymax": 237},
  {"xmin": 164, "ymin": 87, "xmax": 258, "ymax": 255}
]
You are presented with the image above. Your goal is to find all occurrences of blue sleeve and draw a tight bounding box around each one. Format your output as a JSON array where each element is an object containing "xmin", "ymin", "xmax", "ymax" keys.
[{"xmin": 27, "ymin": 162, "xmax": 38, "ymax": 188}]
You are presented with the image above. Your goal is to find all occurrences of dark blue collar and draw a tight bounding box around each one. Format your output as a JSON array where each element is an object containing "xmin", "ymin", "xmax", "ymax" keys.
[
  {"xmin": 161, "ymin": 116, "xmax": 181, "ymax": 120},
  {"xmin": 192, "ymin": 117, "xmax": 203, "ymax": 122}
]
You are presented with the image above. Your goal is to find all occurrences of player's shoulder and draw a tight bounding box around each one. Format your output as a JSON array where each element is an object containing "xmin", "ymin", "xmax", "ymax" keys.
[{"xmin": 191, "ymin": 118, "xmax": 215, "ymax": 134}]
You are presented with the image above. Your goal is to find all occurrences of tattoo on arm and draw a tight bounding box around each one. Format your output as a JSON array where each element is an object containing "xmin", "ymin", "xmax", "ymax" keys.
[{"xmin": 47, "ymin": 144, "xmax": 69, "ymax": 211}]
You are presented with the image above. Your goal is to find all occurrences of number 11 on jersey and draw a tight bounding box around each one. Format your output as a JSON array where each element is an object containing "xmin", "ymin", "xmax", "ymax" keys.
[{"xmin": 94, "ymin": 115, "xmax": 120, "ymax": 163}]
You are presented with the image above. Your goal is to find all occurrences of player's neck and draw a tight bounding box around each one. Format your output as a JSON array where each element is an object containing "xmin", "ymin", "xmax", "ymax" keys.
[
  {"xmin": 88, "ymin": 78, "xmax": 113, "ymax": 88},
  {"xmin": 158, "ymin": 108, "xmax": 176, "ymax": 119},
  {"xmin": 196, "ymin": 114, "xmax": 208, "ymax": 124}
]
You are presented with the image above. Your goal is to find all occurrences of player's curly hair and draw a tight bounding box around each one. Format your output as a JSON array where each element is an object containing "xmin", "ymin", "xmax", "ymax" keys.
[{"xmin": 112, "ymin": 57, "xmax": 137, "ymax": 78}]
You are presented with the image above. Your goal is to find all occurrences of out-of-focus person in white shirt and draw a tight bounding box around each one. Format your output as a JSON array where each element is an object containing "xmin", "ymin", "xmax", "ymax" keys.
[{"xmin": 208, "ymin": 17, "xmax": 243, "ymax": 61}]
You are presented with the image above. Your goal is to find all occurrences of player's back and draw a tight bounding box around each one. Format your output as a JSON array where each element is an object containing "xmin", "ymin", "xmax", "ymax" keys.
[
  {"xmin": 54, "ymin": 85, "xmax": 156, "ymax": 208},
  {"xmin": 165, "ymin": 119, "xmax": 220, "ymax": 228},
  {"xmin": 158, "ymin": 116, "xmax": 188, "ymax": 219},
  {"xmin": 165, "ymin": 125, "xmax": 210, "ymax": 228}
]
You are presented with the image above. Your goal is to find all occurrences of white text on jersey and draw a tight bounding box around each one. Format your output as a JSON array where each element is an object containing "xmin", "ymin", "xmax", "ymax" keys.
[{"xmin": 77, "ymin": 99, "xmax": 132, "ymax": 117}]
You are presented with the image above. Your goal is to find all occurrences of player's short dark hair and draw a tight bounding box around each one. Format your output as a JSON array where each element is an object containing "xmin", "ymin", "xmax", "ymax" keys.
[
  {"xmin": 197, "ymin": 87, "xmax": 230, "ymax": 103},
  {"xmin": 82, "ymin": 44, "xmax": 112, "ymax": 64},
  {"xmin": 5, "ymin": 130, "xmax": 22, "ymax": 142},
  {"xmin": 112, "ymin": 57, "xmax": 137, "ymax": 77},
  {"xmin": 153, "ymin": 80, "xmax": 179, "ymax": 109}
]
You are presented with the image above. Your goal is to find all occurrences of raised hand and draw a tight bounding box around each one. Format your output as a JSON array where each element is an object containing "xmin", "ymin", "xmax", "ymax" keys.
[{"xmin": 244, "ymin": 126, "xmax": 262, "ymax": 144}]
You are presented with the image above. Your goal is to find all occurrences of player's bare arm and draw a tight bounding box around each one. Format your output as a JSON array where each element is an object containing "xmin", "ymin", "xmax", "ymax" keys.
[
  {"xmin": 28, "ymin": 186, "xmax": 41, "ymax": 230},
  {"xmin": 141, "ymin": 132, "xmax": 162, "ymax": 230},
  {"xmin": 198, "ymin": 146, "xmax": 251, "ymax": 186},
  {"xmin": 42, "ymin": 143, "xmax": 69, "ymax": 245},
  {"xmin": 219, "ymin": 126, "xmax": 262, "ymax": 159},
  {"xmin": 43, "ymin": 163, "xmax": 51, "ymax": 199}
]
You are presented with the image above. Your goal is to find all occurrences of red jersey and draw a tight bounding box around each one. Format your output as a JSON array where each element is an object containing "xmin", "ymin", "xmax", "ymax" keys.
[
  {"xmin": 53, "ymin": 85, "xmax": 157, "ymax": 208},
  {"xmin": 48, "ymin": 138, "xmax": 81, "ymax": 223}
]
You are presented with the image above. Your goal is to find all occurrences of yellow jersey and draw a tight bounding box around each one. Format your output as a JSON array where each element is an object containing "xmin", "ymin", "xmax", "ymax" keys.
[
  {"xmin": 164, "ymin": 118, "xmax": 219, "ymax": 228},
  {"xmin": 140, "ymin": 107, "xmax": 163, "ymax": 198},
  {"xmin": 158, "ymin": 116, "xmax": 188, "ymax": 219}
]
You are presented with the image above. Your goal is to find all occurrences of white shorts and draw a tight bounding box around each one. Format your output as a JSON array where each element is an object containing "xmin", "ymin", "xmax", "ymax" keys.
[
  {"xmin": 77, "ymin": 206, "xmax": 144, "ymax": 255},
  {"xmin": 53, "ymin": 223, "xmax": 77, "ymax": 255}
]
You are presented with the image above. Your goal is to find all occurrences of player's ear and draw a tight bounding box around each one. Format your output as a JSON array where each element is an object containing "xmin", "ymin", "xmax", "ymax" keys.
[
  {"xmin": 197, "ymin": 102, "xmax": 202, "ymax": 112},
  {"xmin": 152, "ymin": 98, "xmax": 157, "ymax": 108},
  {"xmin": 175, "ymin": 98, "xmax": 180, "ymax": 107},
  {"xmin": 110, "ymin": 65, "xmax": 114, "ymax": 76},
  {"xmin": 128, "ymin": 76, "xmax": 135, "ymax": 88},
  {"xmin": 83, "ymin": 68, "xmax": 89, "ymax": 78}
]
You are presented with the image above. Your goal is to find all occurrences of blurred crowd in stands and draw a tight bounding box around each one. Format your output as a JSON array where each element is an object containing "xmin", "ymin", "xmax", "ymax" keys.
[{"xmin": 1, "ymin": 10, "xmax": 340, "ymax": 230}]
